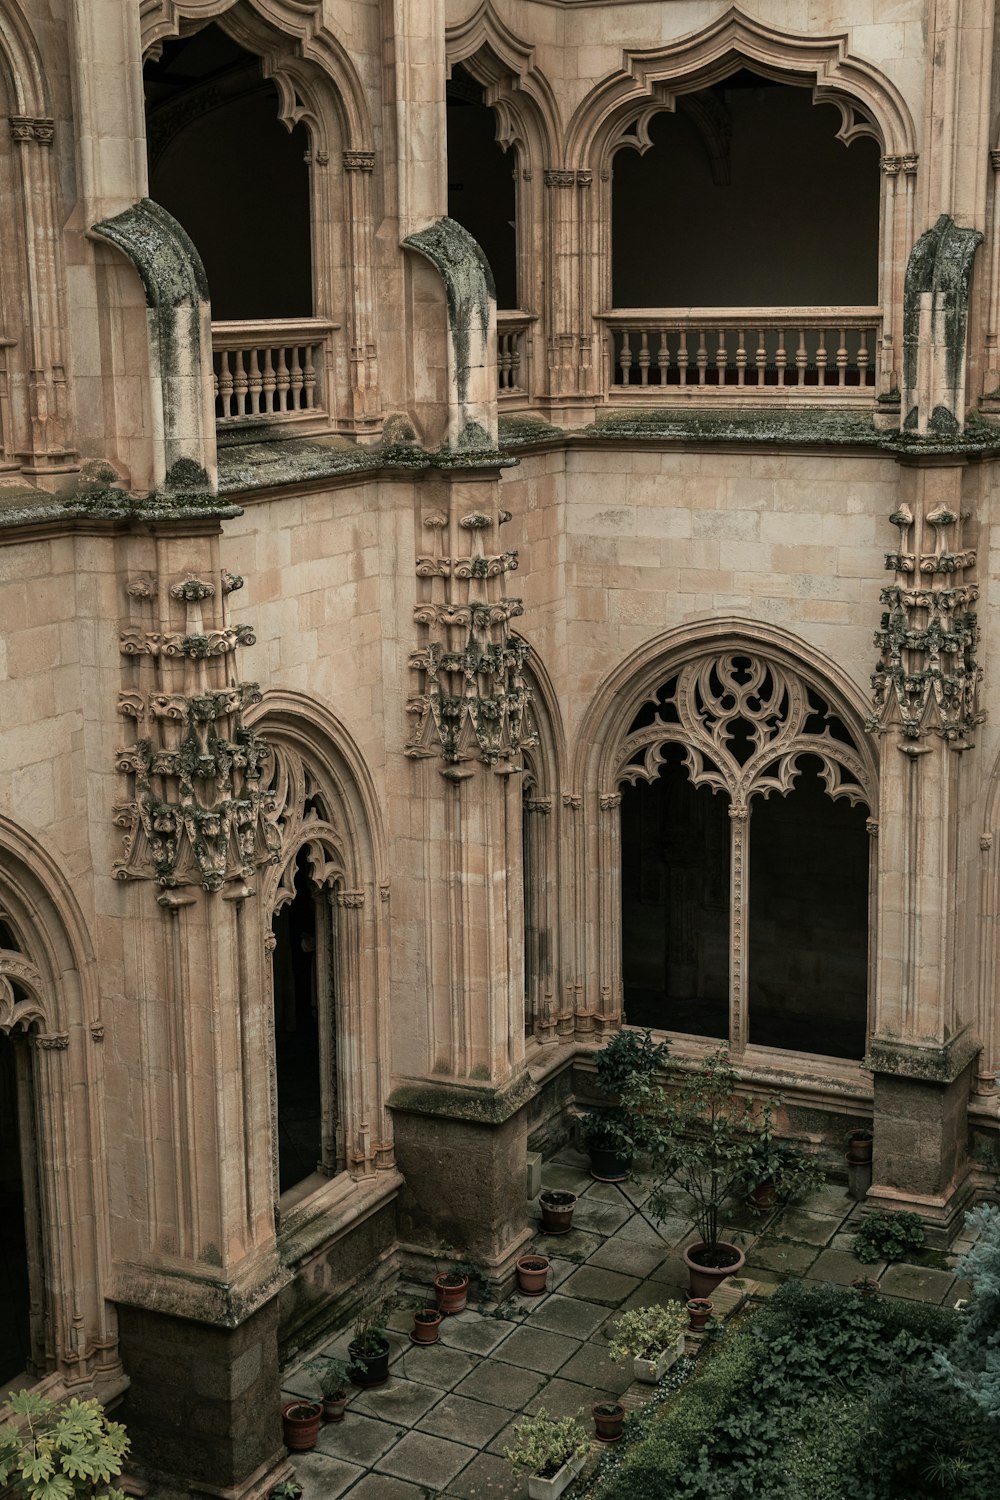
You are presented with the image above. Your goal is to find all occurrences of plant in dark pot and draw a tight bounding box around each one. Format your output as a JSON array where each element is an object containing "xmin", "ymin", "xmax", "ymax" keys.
[
  {"xmin": 583, "ymin": 1027, "xmax": 670, "ymax": 1181},
  {"xmin": 741, "ymin": 1113, "xmax": 824, "ymax": 1213},
  {"xmin": 631, "ymin": 1048, "xmax": 764, "ymax": 1298},
  {"xmin": 348, "ymin": 1297, "xmax": 393, "ymax": 1387},
  {"xmin": 305, "ymin": 1355, "xmax": 352, "ymax": 1422},
  {"xmin": 539, "ymin": 1189, "xmax": 577, "ymax": 1234}
]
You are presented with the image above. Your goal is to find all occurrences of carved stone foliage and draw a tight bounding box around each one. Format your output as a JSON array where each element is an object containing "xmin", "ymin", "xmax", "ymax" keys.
[
  {"xmin": 614, "ymin": 652, "xmax": 873, "ymax": 809},
  {"xmin": 406, "ymin": 504, "xmax": 535, "ymax": 765},
  {"xmin": 0, "ymin": 950, "xmax": 46, "ymax": 1034},
  {"xmin": 261, "ymin": 744, "xmax": 350, "ymax": 912},
  {"xmin": 114, "ymin": 575, "xmax": 279, "ymax": 894},
  {"xmin": 871, "ymin": 502, "xmax": 983, "ymax": 743}
]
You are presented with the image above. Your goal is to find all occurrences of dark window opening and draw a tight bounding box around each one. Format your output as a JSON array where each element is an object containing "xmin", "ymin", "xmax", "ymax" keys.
[
  {"xmin": 271, "ymin": 849, "xmax": 323, "ymax": 1194},
  {"xmin": 446, "ymin": 64, "xmax": 518, "ymax": 308},
  {"xmin": 748, "ymin": 756, "xmax": 869, "ymax": 1060},
  {"xmin": 144, "ymin": 24, "xmax": 311, "ymax": 319},
  {"xmin": 621, "ymin": 744, "xmax": 730, "ymax": 1039},
  {"xmin": 0, "ymin": 1029, "xmax": 33, "ymax": 1385},
  {"xmin": 612, "ymin": 71, "xmax": 880, "ymax": 307}
]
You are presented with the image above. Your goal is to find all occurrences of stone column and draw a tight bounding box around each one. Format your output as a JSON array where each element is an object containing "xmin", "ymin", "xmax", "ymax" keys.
[{"xmin": 868, "ymin": 457, "xmax": 983, "ymax": 1239}]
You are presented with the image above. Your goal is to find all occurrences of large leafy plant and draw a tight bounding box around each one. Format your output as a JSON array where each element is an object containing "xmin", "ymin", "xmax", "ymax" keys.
[
  {"xmin": 503, "ymin": 1409, "xmax": 588, "ymax": 1478},
  {"xmin": 608, "ymin": 1303, "xmax": 688, "ymax": 1362},
  {"xmin": 0, "ymin": 1390, "xmax": 129, "ymax": 1500},
  {"xmin": 850, "ymin": 1209, "xmax": 925, "ymax": 1265},
  {"xmin": 581, "ymin": 1028, "xmax": 670, "ymax": 1153}
]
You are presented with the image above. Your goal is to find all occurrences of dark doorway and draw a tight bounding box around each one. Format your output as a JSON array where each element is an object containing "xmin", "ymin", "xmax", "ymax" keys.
[
  {"xmin": 612, "ymin": 72, "xmax": 880, "ymax": 307},
  {"xmin": 144, "ymin": 24, "xmax": 312, "ymax": 319},
  {"xmin": 748, "ymin": 757, "xmax": 869, "ymax": 1059},
  {"xmin": 0, "ymin": 1029, "xmax": 32, "ymax": 1385},
  {"xmin": 621, "ymin": 744, "xmax": 730, "ymax": 1038},
  {"xmin": 271, "ymin": 849, "xmax": 323, "ymax": 1194},
  {"xmin": 447, "ymin": 64, "xmax": 518, "ymax": 308}
]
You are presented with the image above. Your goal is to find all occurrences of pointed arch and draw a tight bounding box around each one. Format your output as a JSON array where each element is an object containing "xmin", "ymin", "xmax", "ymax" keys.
[
  {"xmin": 0, "ymin": 0, "xmax": 49, "ymax": 117},
  {"xmin": 446, "ymin": 2, "xmax": 561, "ymax": 166}
]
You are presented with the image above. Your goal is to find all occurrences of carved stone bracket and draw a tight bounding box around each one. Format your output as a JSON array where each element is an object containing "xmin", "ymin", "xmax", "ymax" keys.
[{"xmin": 871, "ymin": 499, "xmax": 984, "ymax": 744}]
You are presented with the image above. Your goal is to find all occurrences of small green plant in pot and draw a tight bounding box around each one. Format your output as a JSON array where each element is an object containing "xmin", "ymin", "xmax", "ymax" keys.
[
  {"xmin": 607, "ymin": 1301, "xmax": 689, "ymax": 1382},
  {"xmin": 306, "ymin": 1355, "xmax": 352, "ymax": 1421},
  {"xmin": 348, "ymin": 1296, "xmax": 393, "ymax": 1387},
  {"xmin": 582, "ymin": 1027, "xmax": 670, "ymax": 1181},
  {"xmin": 503, "ymin": 1409, "xmax": 589, "ymax": 1500},
  {"xmin": 0, "ymin": 1390, "xmax": 130, "ymax": 1500},
  {"xmin": 741, "ymin": 1116, "xmax": 825, "ymax": 1212}
]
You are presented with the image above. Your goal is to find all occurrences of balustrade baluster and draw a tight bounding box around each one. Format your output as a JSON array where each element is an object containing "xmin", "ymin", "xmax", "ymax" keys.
[
  {"xmin": 510, "ymin": 334, "xmax": 522, "ymax": 391},
  {"xmin": 715, "ymin": 329, "xmax": 728, "ymax": 385},
  {"xmin": 756, "ymin": 329, "xmax": 768, "ymax": 386},
  {"xmin": 217, "ymin": 354, "xmax": 234, "ymax": 418},
  {"xmin": 288, "ymin": 346, "xmax": 305, "ymax": 409},
  {"xmin": 247, "ymin": 348, "xmax": 263, "ymax": 415},
  {"xmin": 303, "ymin": 343, "xmax": 317, "ymax": 409},
  {"xmin": 261, "ymin": 347, "xmax": 276, "ymax": 414},
  {"xmin": 499, "ymin": 333, "xmax": 510, "ymax": 390},
  {"xmin": 657, "ymin": 331, "xmax": 669, "ymax": 385},
  {"xmin": 677, "ymin": 331, "xmax": 689, "ymax": 386},
  {"xmin": 638, "ymin": 330, "xmax": 651, "ymax": 386},
  {"xmin": 836, "ymin": 330, "xmax": 848, "ymax": 387},
  {"xmin": 619, "ymin": 330, "xmax": 633, "ymax": 385},
  {"xmin": 232, "ymin": 349, "xmax": 249, "ymax": 417},
  {"xmin": 696, "ymin": 330, "xmax": 708, "ymax": 386},
  {"xmin": 736, "ymin": 328, "xmax": 747, "ymax": 386},
  {"xmin": 815, "ymin": 329, "xmax": 828, "ymax": 385},
  {"xmin": 796, "ymin": 330, "xmax": 807, "ymax": 387},
  {"xmin": 857, "ymin": 328, "xmax": 870, "ymax": 385},
  {"xmin": 775, "ymin": 330, "xmax": 787, "ymax": 385},
  {"xmin": 275, "ymin": 346, "xmax": 290, "ymax": 412}
]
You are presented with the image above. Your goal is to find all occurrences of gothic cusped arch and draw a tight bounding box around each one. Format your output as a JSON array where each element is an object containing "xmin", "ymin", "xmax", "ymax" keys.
[
  {"xmin": 0, "ymin": 0, "xmax": 49, "ymax": 117},
  {"xmin": 570, "ymin": 621, "xmax": 879, "ymax": 1048},
  {"xmin": 248, "ymin": 692, "xmax": 392, "ymax": 1181},
  {"xmin": 446, "ymin": 2, "xmax": 561, "ymax": 167}
]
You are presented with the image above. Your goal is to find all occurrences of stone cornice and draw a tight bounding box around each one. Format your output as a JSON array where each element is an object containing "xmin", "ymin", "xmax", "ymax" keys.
[{"xmin": 388, "ymin": 1070, "xmax": 537, "ymax": 1126}]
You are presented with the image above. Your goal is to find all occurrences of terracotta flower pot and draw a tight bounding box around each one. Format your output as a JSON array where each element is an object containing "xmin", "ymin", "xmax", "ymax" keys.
[
  {"xmin": 748, "ymin": 1180, "xmax": 777, "ymax": 1212},
  {"xmin": 682, "ymin": 1240, "xmax": 745, "ymax": 1300},
  {"xmin": 592, "ymin": 1400, "xmax": 625, "ymax": 1442},
  {"xmin": 846, "ymin": 1132, "xmax": 873, "ymax": 1164},
  {"xmin": 281, "ymin": 1400, "xmax": 323, "ymax": 1452},
  {"xmin": 686, "ymin": 1297, "xmax": 713, "ymax": 1332},
  {"xmin": 321, "ymin": 1393, "xmax": 348, "ymax": 1423},
  {"xmin": 516, "ymin": 1254, "xmax": 550, "ymax": 1296},
  {"xmin": 411, "ymin": 1308, "xmax": 443, "ymax": 1344},
  {"xmin": 433, "ymin": 1272, "xmax": 469, "ymax": 1315},
  {"xmin": 539, "ymin": 1189, "xmax": 577, "ymax": 1235}
]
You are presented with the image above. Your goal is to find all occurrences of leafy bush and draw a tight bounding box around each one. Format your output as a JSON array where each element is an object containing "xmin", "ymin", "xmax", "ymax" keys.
[
  {"xmin": 935, "ymin": 1202, "xmax": 1000, "ymax": 1423},
  {"xmin": 851, "ymin": 1209, "xmax": 925, "ymax": 1264},
  {"xmin": 503, "ymin": 1409, "xmax": 588, "ymax": 1478},
  {"xmin": 582, "ymin": 1028, "xmax": 670, "ymax": 1155},
  {"xmin": 0, "ymin": 1391, "xmax": 129, "ymax": 1500},
  {"xmin": 608, "ymin": 1303, "xmax": 688, "ymax": 1362}
]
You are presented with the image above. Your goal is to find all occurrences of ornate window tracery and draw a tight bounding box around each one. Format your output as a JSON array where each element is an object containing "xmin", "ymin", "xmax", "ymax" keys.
[{"xmin": 613, "ymin": 651, "xmax": 876, "ymax": 1058}]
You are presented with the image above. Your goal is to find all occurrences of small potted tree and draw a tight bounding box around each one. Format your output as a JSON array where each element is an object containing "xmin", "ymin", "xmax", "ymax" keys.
[
  {"xmin": 503, "ymin": 1409, "xmax": 589, "ymax": 1499},
  {"xmin": 582, "ymin": 1027, "xmax": 671, "ymax": 1180},
  {"xmin": 607, "ymin": 1302, "xmax": 688, "ymax": 1382},
  {"xmin": 348, "ymin": 1297, "xmax": 393, "ymax": 1387},
  {"xmin": 305, "ymin": 1356, "xmax": 352, "ymax": 1422},
  {"xmin": 0, "ymin": 1390, "xmax": 130, "ymax": 1499},
  {"xmin": 741, "ymin": 1116, "xmax": 824, "ymax": 1212}
]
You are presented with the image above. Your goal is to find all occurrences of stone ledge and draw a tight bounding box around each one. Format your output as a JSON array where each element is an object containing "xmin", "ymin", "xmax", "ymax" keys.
[
  {"xmin": 112, "ymin": 1250, "xmax": 289, "ymax": 1329},
  {"xmin": 388, "ymin": 1069, "xmax": 537, "ymax": 1126},
  {"xmin": 864, "ymin": 1028, "xmax": 981, "ymax": 1084}
]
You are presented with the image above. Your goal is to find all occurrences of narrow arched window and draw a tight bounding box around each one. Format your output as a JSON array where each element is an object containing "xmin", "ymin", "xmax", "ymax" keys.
[
  {"xmin": 617, "ymin": 652, "xmax": 874, "ymax": 1061},
  {"xmin": 446, "ymin": 63, "xmax": 518, "ymax": 309}
]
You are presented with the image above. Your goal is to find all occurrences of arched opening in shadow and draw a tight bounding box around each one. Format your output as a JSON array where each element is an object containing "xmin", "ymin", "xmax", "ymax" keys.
[
  {"xmin": 0, "ymin": 1027, "xmax": 33, "ymax": 1385},
  {"xmin": 621, "ymin": 743, "xmax": 730, "ymax": 1039},
  {"xmin": 447, "ymin": 63, "xmax": 518, "ymax": 308},
  {"xmin": 612, "ymin": 71, "xmax": 880, "ymax": 308},
  {"xmin": 271, "ymin": 847, "xmax": 325, "ymax": 1195},
  {"xmin": 748, "ymin": 756, "xmax": 869, "ymax": 1060},
  {"xmin": 144, "ymin": 23, "xmax": 312, "ymax": 319}
]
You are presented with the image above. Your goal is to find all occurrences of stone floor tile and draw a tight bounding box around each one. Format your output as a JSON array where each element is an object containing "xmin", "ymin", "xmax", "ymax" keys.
[
  {"xmin": 555, "ymin": 1339, "xmax": 633, "ymax": 1395},
  {"xmin": 587, "ymin": 1236, "xmax": 666, "ymax": 1279},
  {"xmin": 284, "ymin": 1452, "xmax": 364, "ymax": 1500},
  {"xmin": 530, "ymin": 1228, "xmax": 602, "ymax": 1261},
  {"xmin": 879, "ymin": 1263, "xmax": 956, "ymax": 1304},
  {"xmin": 773, "ymin": 1209, "xmax": 844, "ymax": 1246},
  {"xmin": 644, "ymin": 1252, "xmax": 689, "ymax": 1290},
  {"xmin": 528, "ymin": 1295, "xmax": 609, "ymax": 1340},
  {"xmin": 614, "ymin": 1283, "xmax": 686, "ymax": 1319},
  {"xmin": 571, "ymin": 1199, "xmax": 632, "ymax": 1236},
  {"xmin": 395, "ymin": 1343, "xmax": 478, "ymax": 1390},
  {"xmin": 452, "ymin": 1359, "xmax": 548, "ymax": 1411},
  {"xmin": 546, "ymin": 1256, "xmax": 578, "ymax": 1290},
  {"xmin": 486, "ymin": 1415, "xmax": 521, "ymax": 1455},
  {"xmin": 438, "ymin": 1314, "xmax": 513, "ymax": 1356},
  {"xmin": 796, "ymin": 1184, "xmax": 854, "ymax": 1217},
  {"xmin": 584, "ymin": 1180, "xmax": 633, "ymax": 1205},
  {"xmin": 341, "ymin": 1476, "xmax": 434, "ymax": 1500},
  {"xmin": 540, "ymin": 1163, "xmax": 592, "ymax": 1195},
  {"xmin": 374, "ymin": 1430, "xmax": 477, "ymax": 1492},
  {"xmin": 445, "ymin": 1449, "xmax": 525, "ymax": 1498},
  {"xmin": 523, "ymin": 1374, "xmax": 605, "ymax": 1419},
  {"xmin": 314, "ymin": 1412, "xmax": 401, "ymax": 1467},
  {"xmin": 349, "ymin": 1376, "xmax": 443, "ymax": 1427},
  {"xmin": 829, "ymin": 1230, "xmax": 863, "ymax": 1253},
  {"xmin": 807, "ymin": 1248, "xmax": 884, "ymax": 1284},
  {"xmin": 616, "ymin": 1212, "xmax": 685, "ymax": 1247},
  {"xmin": 558, "ymin": 1265, "xmax": 641, "ymax": 1306},
  {"xmin": 491, "ymin": 1324, "xmax": 580, "ymax": 1374},
  {"xmin": 744, "ymin": 1240, "xmax": 820, "ymax": 1275},
  {"xmin": 420, "ymin": 1392, "xmax": 513, "ymax": 1448},
  {"xmin": 551, "ymin": 1148, "xmax": 590, "ymax": 1170}
]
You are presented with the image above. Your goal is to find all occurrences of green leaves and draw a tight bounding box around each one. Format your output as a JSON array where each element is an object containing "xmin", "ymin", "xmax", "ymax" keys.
[
  {"xmin": 0, "ymin": 1393, "xmax": 129, "ymax": 1500},
  {"xmin": 851, "ymin": 1209, "xmax": 925, "ymax": 1264}
]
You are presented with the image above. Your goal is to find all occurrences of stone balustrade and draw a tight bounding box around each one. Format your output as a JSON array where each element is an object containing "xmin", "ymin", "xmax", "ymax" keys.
[
  {"xmin": 211, "ymin": 318, "xmax": 338, "ymax": 425},
  {"xmin": 497, "ymin": 311, "xmax": 534, "ymax": 396}
]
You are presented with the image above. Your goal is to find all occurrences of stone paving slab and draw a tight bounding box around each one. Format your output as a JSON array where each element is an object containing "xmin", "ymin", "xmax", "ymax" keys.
[
  {"xmin": 452, "ymin": 1358, "xmax": 549, "ymax": 1411},
  {"xmin": 572, "ymin": 1199, "xmax": 633, "ymax": 1235},
  {"xmin": 745, "ymin": 1238, "xmax": 821, "ymax": 1275},
  {"xmin": 315, "ymin": 1412, "xmax": 401, "ymax": 1467},
  {"xmin": 539, "ymin": 1164, "xmax": 592, "ymax": 1194},
  {"xmin": 332, "ymin": 1471, "xmax": 428, "ymax": 1500},
  {"xmin": 879, "ymin": 1263, "xmax": 956, "ymax": 1304},
  {"xmin": 807, "ymin": 1247, "xmax": 887, "ymax": 1284},
  {"xmin": 420, "ymin": 1392, "xmax": 513, "ymax": 1448},
  {"xmin": 374, "ymin": 1429, "xmax": 477, "ymax": 1492},
  {"xmin": 559, "ymin": 1264, "xmax": 641, "ymax": 1305},
  {"xmin": 587, "ymin": 1235, "xmax": 666, "ymax": 1278},
  {"xmin": 285, "ymin": 1451, "xmax": 364, "ymax": 1500},
  {"xmin": 395, "ymin": 1343, "xmax": 478, "ymax": 1390},
  {"xmin": 493, "ymin": 1324, "xmax": 581, "ymax": 1374},
  {"xmin": 774, "ymin": 1209, "xmax": 846, "ymax": 1245},
  {"xmin": 555, "ymin": 1338, "xmax": 633, "ymax": 1395},
  {"xmin": 531, "ymin": 1228, "xmax": 602, "ymax": 1260},
  {"xmin": 445, "ymin": 1448, "xmax": 526, "ymax": 1498},
  {"xmin": 438, "ymin": 1314, "xmax": 513, "ymax": 1355},
  {"xmin": 523, "ymin": 1373, "xmax": 607, "ymax": 1419},
  {"xmin": 349, "ymin": 1374, "xmax": 443, "ymax": 1427},
  {"xmin": 616, "ymin": 1212, "xmax": 686, "ymax": 1246},
  {"xmin": 528, "ymin": 1294, "xmax": 610, "ymax": 1340}
]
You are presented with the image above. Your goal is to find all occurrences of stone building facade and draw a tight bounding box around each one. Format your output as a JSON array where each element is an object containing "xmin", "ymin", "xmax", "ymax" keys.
[{"xmin": 0, "ymin": 0, "xmax": 998, "ymax": 1494}]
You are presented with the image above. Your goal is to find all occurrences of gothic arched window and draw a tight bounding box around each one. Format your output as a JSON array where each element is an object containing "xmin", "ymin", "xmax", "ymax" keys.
[{"xmin": 616, "ymin": 652, "xmax": 875, "ymax": 1061}]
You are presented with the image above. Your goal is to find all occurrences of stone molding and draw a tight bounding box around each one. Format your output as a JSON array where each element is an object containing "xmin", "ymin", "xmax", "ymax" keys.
[
  {"xmin": 865, "ymin": 1029, "xmax": 981, "ymax": 1084},
  {"xmin": 388, "ymin": 1069, "xmax": 537, "ymax": 1126}
]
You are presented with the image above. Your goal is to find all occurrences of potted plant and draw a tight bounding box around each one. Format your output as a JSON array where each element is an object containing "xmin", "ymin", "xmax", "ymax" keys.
[
  {"xmin": 411, "ymin": 1307, "xmax": 443, "ymax": 1344},
  {"xmin": 685, "ymin": 1297, "xmax": 713, "ymax": 1332},
  {"xmin": 582, "ymin": 1027, "xmax": 671, "ymax": 1180},
  {"xmin": 741, "ymin": 1123, "xmax": 825, "ymax": 1213},
  {"xmin": 0, "ymin": 1390, "xmax": 130, "ymax": 1499},
  {"xmin": 607, "ymin": 1302, "xmax": 688, "ymax": 1382},
  {"xmin": 539, "ymin": 1188, "xmax": 577, "ymax": 1234},
  {"xmin": 433, "ymin": 1268, "xmax": 470, "ymax": 1314},
  {"xmin": 348, "ymin": 1297, "xmax": 393, "ymax": 1387},
  {"xmin": 592, "ymin": 1400, "xmax": 625, "ymax": 1443},
  {"xmin": 305, "ymin": 1355, "xmax": 352, "ymax": 1422},
  {"xmin": 270, "ymin": 1483, "xmax": 303, "ymax": 1500},
  {"xmin": 280, "ymin": 1400, "xmax": 323, "ymax": 1452},
  {"xmin": 503, "ymin": 1409, "xmax": 589, "ymax": 1500},
  {"xmin": 846, "ymin": 1127, "xmax": 874, "ymax": 1163},
  {"xmin": 516, "ymin": 1254, "xmax": 550, "ymax": 1295},
  {"xmin": 627, "ymin": 1048, "xmax": 765, "ymax": 1298}
]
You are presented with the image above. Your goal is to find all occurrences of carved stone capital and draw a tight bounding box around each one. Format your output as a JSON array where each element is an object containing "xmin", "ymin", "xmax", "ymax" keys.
[
  {"xmin": 881, "ymin": 154, "xmax": 902, "ymax": 176},
  {"xmin": 543, "ymin": 168, "xmax": 576, "ymax": 188},
  {"xmin": 335, "ymin": 890, "xmax": 365, "ymax": 909},
  {"xmin": 343, "ymin": 149, "xmax": 375, "ymax": 173},
  {"xmin": 9, "ymin": 115, "xmax": 54, "ymax": 146},
  {"xmin": 35, "ymin": 1032, "xmax": 69, "ymax": 1050},
  {"xmin": 600, "ymin": 792, "xmax": 622, "ymax": 810},
  {"xmin": 562, "ymin": 793, "xmax": 581, "ymax": 810}
]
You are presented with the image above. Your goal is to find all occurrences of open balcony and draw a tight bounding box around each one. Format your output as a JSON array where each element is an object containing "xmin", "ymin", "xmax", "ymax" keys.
[{"xmin": 212, "ymin": 318, "xmax": 338, "ymax": 433}]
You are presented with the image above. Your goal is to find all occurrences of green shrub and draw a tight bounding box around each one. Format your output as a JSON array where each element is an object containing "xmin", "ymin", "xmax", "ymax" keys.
[
  {"xmin": 503, "ymin": 1409, "xmax": 588, "ymax": 1479},
  {"xmin": 934, "ymin": 1202, "xmax": 1000, "ymax": 1423},
  {"xmin": 851, "ymin": 1209, "xmax": 925, "ymax": 1264},
  {"xmin": 0, "ymin": 1391, "xmax": 129, "ymax": 1500}
]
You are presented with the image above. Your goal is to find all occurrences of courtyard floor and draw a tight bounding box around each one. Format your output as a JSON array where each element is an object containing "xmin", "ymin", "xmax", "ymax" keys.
[{"xmin": 279, "ymin": 1148, "xmax": 975, "ymax": 1499}]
